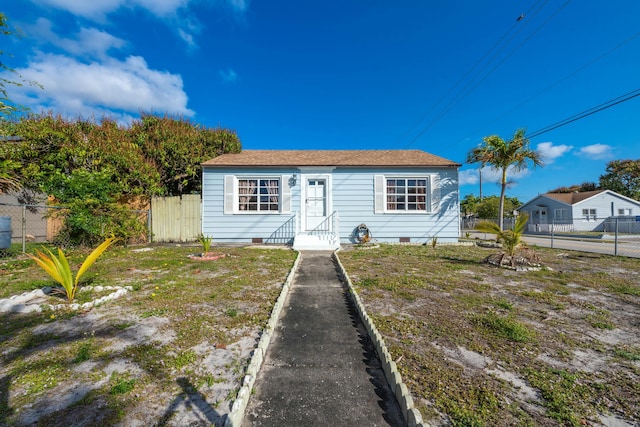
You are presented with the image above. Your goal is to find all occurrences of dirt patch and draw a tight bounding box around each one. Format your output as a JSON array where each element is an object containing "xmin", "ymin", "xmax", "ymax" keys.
[
  {"xmin": 338, "ymin": 244, "xmax": 640, "ymax": 427},
  {"xmin": 0, "ymin": 245, "xmax": 296, "ymax": 426}
]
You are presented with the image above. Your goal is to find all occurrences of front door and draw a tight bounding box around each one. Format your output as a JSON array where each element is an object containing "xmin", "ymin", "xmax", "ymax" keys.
[
  {"xmin": 305, "ymin": 178, "xmax": 327, "ymax": 230},
  {"xmin": 538, "ymin": 208, "xmax": 548, "ymax": 224}
]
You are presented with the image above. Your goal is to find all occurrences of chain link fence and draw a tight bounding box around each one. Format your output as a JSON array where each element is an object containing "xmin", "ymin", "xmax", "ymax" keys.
[
  {"xmin": 0, "ymin": 202, "xmax": 150, "ymax": 258},
  {"xmin": 462, "ymin": 216, "xmax": 640, "ymax": 258}
]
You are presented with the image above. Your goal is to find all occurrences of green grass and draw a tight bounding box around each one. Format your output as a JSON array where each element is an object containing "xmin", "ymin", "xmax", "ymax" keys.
[
  {"xmin": 0, "ymin": 244, "xmax": 298, "ymax": 425},
  {"xmin": 109, "ymin": 372, "xmax": 137, "ymax": 395},
  {"xmin": 472, "ymin": 311, "xmax": 535, "ymax": 343},
  {"xmin": 338, "ymin": 244, "xmax": 640, "ymax": 426}
]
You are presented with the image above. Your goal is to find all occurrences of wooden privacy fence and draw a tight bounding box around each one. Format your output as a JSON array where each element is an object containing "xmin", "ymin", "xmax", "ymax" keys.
[{"xmin": 151, "ymin": 195, "xmax": 202, "ymax": 242}]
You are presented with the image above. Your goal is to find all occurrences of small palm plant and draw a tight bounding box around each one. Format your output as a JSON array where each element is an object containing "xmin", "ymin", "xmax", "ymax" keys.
[
  {"xmin": 475, "ymin": 213, "xmax": 529, "ymax": 257},
  {"xmin": 197, "ymin": 234, "xmax": 213, "ymax": 254},
  {"xmin": 27, "ymin": 236, "xmax": 118, "ymax": 302}
]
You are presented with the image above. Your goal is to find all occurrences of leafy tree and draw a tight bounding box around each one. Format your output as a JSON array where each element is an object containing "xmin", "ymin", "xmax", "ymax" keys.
[
  {"xmin": 130, "ymin": 114, "xmax": 241, "ymax": 196},
  {"xmin": 548, "ymin": 182, "xmax": 598, "ymax": 193},
  {"xmin": 1, "ymin": 112, "xmax": 241, "ymax": 245},
  {"xmin": 467, "ymin": 129, "xmax": 542, "ymax": 230},
  {"xmin": 599, "ymin": 159, "xmax": 640, "ymax": 201},
  {"xmin": 0, "ymin": 158, "xmax": 20, "ymax": 194},
  {"xmin": 475, "ymin": 195, "xmax": 521, "ymax": 219},
  {"xmin": 0, "ymin": 12, "xmax": 40, "ymax": 118},
  {"xmin": 460, "ymin": 194, "xmax": 481, "ymax": 216}
]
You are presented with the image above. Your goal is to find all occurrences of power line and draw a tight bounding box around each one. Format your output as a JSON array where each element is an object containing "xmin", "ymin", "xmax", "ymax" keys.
[
  {"xmin": 462, "ymin": 30, "xmax": 640, "ymax": 139},
  {"xmin": 396, "ymin": 0, "xmax": 546, "ymax": 147},
  {"xmin": 527, "ymin": 87, "xmax": 640, "ymax": 138}
]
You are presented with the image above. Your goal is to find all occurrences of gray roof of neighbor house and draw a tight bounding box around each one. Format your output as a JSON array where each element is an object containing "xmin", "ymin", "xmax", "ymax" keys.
[
  {"xmin": 202, "ymin": 150, "xmax": 460, "ymax": 167},
  {"xmin": 543, "ymin": 190, "xmax": 606, "ymax": 205}
]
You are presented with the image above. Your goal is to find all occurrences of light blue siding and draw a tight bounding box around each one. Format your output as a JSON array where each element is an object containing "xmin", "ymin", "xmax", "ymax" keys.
[
  {"xmin": 520, "ymin": 191, "xmax": 640, "ymax": 232},
  {"xmin": 202, "ymin": 165, "xmax": 460, "ymax": 244},
  {"xmin": 202, "ymin": 167, "xmax": 300, "ymax": 244},
  {"xmin": 572, "ymin": 192, "xmax": 640, "ymax": 231},
  {"xmin": 332, "ymin": 167, "xmax": 459, "ymax": 243}
]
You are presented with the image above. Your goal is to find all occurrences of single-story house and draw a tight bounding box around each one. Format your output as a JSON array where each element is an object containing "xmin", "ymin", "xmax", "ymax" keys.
[
  {"xmin": 519, "ymin": 189, "xmax": 640, "ymax": 233},
  {"xmin": 201, "ymin": 150, "xmax": 460, "ymax": 249}
]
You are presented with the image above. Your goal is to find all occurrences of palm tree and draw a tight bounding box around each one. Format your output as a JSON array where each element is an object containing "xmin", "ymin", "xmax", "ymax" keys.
[
  {"xmin": 467, "ymin": 129, "xmax": 542, "ymax": 230},
  {"xmin": 475, "ymin": 213, "xmax": 529, "ymax": 257}
]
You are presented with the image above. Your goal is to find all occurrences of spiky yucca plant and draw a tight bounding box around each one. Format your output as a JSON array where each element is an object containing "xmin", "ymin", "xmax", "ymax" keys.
[
  {"xmin": 27, "ymin": 236, "xmax": 118, "ymax": 302},
  {"xmin": 475, "ymin": 213, "xmax": 529, "ymax": 257},
  {"xmin": 197, "ymin": 234, "xmax": 213, "ymax": 253}
]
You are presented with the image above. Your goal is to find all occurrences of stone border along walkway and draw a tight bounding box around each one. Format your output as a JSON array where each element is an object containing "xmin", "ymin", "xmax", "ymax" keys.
[{"xmin": 225, "ymin": 250, "xmax": 427, "ymax": 427}]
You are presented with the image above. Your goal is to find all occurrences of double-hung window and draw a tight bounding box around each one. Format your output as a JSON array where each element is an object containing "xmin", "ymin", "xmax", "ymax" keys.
[
  {"xmin": 554, "ymin": 209, "xmax": 568, "ymax": 221},
  {"xmin": 618, "ymin": 208, "xmax": 632, "ymax": 216},
  {"xmin": 582, "ymin": 208, "xmax": 596, "ymax": 221},
  {"xmin": 237, "ymin": 178, "xmax": 280, "ymax": 212},
  {"xmin": 385, "ymin": 178, "xmax": 428, "ymax": 211}
]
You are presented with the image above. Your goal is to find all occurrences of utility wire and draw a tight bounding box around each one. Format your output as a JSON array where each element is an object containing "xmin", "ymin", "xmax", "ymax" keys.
[
  {"xmin": 419, "ymin": 0, "xmax": 555, "ymax": 138},
  {"xmin": 484, "ymin": 31, "xmax": 640, "ymax": 127},
  {"xmin": 396, "ymin": 0, "xmax": 545, "ymax": 147},
  {"xmin": 527, "ymin": 87, "xmax": 640, "ymax": 138},
  {"xmin": 455, "ymin": 0, "xmax": 572, "ymax": 112}
]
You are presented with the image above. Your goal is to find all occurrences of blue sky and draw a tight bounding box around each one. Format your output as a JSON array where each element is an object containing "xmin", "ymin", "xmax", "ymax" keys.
[{"xmin": 3, "ymin": 1, "xmax": 640, "ymax": 203}]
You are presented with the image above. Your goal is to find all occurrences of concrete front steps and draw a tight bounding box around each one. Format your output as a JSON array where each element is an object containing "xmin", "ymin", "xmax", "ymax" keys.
[{"xmin": 292, "ymin": 233, "xmax": 340, "ymax": 250}]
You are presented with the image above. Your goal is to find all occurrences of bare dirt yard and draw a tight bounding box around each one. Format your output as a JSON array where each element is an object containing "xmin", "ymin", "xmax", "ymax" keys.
[
  {"xmin": 2, "ymin": 242, "xmax": 638, "ymax": 427},
  {"xmin": 337, "ymin": 243, "xmax": 640, "ymax": 427},
  {"xmin": 0, "ymin": 245, "xmax": 297, "ymax": 426}
]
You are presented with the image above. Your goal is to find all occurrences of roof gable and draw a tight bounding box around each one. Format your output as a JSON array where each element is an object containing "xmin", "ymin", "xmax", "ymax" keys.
[
  {"xmin": 544, "ymin": 190, "xmax": 606, "ymax": 205},
  {"xmin": 202, "ymin": 150, "xmax": 460, "ymax": 167},
  {"xmin": 522, "ymin": 189, "xmax": 640, "ymax": 209}
]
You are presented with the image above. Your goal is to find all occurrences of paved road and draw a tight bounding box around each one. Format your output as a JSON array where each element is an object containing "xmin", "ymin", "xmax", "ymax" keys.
[
  {"xmin": 470, "ymin": 232, "xmax": 640, "ymax": 258},
  {"xmin": 522, "ymin": 235, "xmax": 640, "ymax": 258}
]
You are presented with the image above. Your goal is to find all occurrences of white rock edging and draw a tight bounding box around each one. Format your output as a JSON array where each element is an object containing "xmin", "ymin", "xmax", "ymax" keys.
[
  {"xmin": 224, "ymin": 251, "xmax": 302, "ymax": 427},
  {"xmin": 0, "ymin": 285, "xmax": 133, "ymax": 314},
  {"xmin": 334, "ymin": 252, "xmax": 429, "ymax": 427}
]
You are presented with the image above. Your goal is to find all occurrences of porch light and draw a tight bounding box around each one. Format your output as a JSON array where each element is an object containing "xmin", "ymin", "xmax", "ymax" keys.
[{"xmin": 289, "ymin": 174, "xmax": 297, "ymax": 186}]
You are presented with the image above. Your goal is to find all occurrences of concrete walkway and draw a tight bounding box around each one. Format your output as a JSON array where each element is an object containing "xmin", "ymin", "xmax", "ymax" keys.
[{"xmin": 243, "ymin": 251, "xmax": 404, "ymax": 426}]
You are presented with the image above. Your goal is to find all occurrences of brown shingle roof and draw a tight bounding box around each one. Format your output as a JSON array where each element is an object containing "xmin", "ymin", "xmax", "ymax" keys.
[
  {"xmin": 543, "ymin": 190, "xmax": 605, "ymax": 205},
  {"xmin": 202, "ymin": 150, "xmax": 460, "ymax": 167}
]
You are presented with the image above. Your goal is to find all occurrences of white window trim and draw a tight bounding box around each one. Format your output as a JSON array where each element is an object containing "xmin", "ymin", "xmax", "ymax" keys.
[
  {"xmin": 223, "ymin": 175, "xmax": 291, "ymax": 215},
  {"xmin": 581, "ymin": 208, "xmax": 597, "ymax": 221},
  {"xmin": 374, "ymin": 174, "xmax": 436, "ymax": 214},
  {"xmin": 554, "ymin": 208, "xmax": 568, "ymax": 221}
]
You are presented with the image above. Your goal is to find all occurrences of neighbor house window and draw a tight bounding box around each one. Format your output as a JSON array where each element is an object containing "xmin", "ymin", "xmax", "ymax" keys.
[
  {"xmin": 618, "ymin": 208, "xmax": 632, "ymax": 216},
  {"xmin": 238, "ymin": 178, "xmax": 280, "ymax": 212},
  {"xmin": 582, "ymin": 208, "xmax": 596, "ymax": 221},
  {"xmin": 386, "ymin": 178, "xmax": 427, "ymax": 211},
  {"xmin": 554, "ymin": 209, "xmax": 568, "ymax": 221}
]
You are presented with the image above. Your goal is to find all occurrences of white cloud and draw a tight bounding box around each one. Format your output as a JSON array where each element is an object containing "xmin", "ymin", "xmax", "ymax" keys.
[
  {"xmin": 29, "ymin": 19, "xmax": 127, "ymax": 59},
  {"xmin": 10, "ymin": 53, "xmax": 193, "ymax": 119},
  {"xmin": 219, "ymin": 68, "xmax": 238, "ymax": 83},
  {"xmin": 32, "ymin": 0, "xmax": 126, "ymax": 21},
  {"xmin": 30, "ymin": 0, "xmax": 245, "ymax": 48},
  {"xmin": 459, "ymin": 169, "xmax": 479, "ymax": 186},
  {"xmin": 227, "ymin": 0, "xmax": 250, "ymax": 13},
  {"xmin": 578, "ymin": 143, "xmax": 613, "ymax": 159},
  {"xmin": 32, "ymin": 0, "xmax": 248, "ymax": 19},
  {"xmin": 536, "ymin": 141, "xmax": 572, "ymax": 164},
  {"xmin": 459, "ymin": 166, "xmax": 532, "ymax": 187}
]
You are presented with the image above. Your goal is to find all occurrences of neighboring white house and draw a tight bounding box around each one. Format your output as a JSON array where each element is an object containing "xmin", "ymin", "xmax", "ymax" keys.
[
  {"xmin": 519, "ymin": 190, "xmax": 640, "ymax": 233},
  {"xmin": 201, "ymin": 150, "xmax": 460, "ymax": 249}
]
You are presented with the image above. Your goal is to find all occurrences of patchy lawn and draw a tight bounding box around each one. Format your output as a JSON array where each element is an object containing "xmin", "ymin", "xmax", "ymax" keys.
[
  {"xmin": 0, "ymin": 244, "xmax": 297, "ymax": 426},
  {"xmin": 338, "ymin": 244, "xmax": 640, "ymax": 427}
]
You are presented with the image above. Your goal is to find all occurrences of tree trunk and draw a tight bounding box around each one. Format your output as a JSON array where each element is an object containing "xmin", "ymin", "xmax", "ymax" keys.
[{"xmin": 499, "ymin": 168, "xmax": 507, "ymax": 230}]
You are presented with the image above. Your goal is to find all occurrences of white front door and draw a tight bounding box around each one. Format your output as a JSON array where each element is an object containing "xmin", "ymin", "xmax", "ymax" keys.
[
  {"xmin": 305, "ymin": 178, "xmax": 327, "ymax": 230},
  {"xmin": 538, "ymin": 208, "xmax": 548, "ymax": 224}
]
